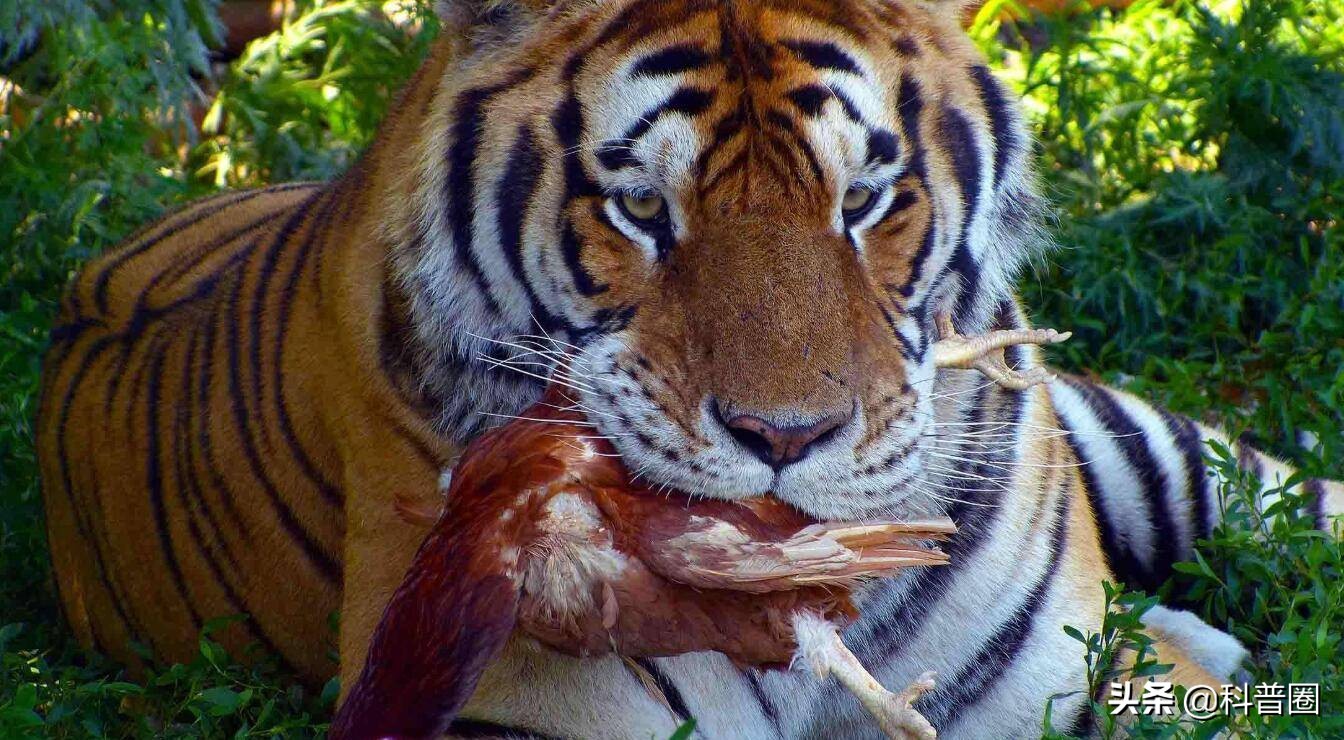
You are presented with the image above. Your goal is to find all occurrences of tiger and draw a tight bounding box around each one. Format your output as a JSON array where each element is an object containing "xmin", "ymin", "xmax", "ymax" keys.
[{"xmin": 36, "ymin": 0, "xmax": 1343, "ymax": 737}]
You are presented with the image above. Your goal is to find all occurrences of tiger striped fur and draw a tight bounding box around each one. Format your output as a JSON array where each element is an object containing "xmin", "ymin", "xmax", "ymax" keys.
[{"xmin": 38, "ymin": 0, "xmax": 1343, "ymax": 737}]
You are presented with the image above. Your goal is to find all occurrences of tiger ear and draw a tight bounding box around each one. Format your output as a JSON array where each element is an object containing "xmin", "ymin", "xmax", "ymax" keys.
[
  {"xmin": 920, "ymin": 0, "xmax": 987, "ymax": 21},
  {"xmin": 435, "ymin": 0, "xmax": 566, "ymax": 37},
  {"xmin": 922, "ymin": 0, "xmax": 987, "ymax": 10}
]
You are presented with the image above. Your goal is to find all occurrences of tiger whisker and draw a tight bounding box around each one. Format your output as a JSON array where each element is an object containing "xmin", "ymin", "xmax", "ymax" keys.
[
  {"xmin": 921, "ymin": 463, "xmax": 1015, "ymax": 488},
  {"xmin": 903, "ymin": 481, "xmax": 999, "ymax": 508},
  {"xmin": 535, "ymin": 401, "xmax": 622, "ymax": 422},
  {"xmin": 923, "ymin": 451, "xmax": 1089, "ymax": 471},
  {"xmin": 929, "ymin": 420, "xmax": 1143, "ymax": 440},
  {"xmin": 475, "ymin": 356, "xmax": 596, "ymax": 393},
  {"xmin": 476, "ymin": 411, "xmax": 597, "ymax": 427}
]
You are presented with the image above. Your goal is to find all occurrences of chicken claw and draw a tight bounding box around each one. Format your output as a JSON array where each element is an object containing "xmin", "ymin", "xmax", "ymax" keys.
[
  {"xmin": 793, "ymin": 613, "xmax": 938, "ymax": 739},
  {"xmin": 930, "ymin": 313, "xmax": 1070, "ymax": 391}
]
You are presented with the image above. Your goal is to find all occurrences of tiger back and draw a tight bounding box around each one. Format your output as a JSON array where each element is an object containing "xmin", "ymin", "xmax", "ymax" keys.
[{"xmin": 37, "ymin": 45, "xmax": 465, "ymax": 680}]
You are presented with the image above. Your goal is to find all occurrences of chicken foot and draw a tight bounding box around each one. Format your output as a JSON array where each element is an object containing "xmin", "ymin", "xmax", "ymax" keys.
[
  {"xmin": 930, "ymin": 313, "xmax": 1071, "ymax": 391},
  {"xmin": 793, "ymin": 613, "xmax": 938, "ymax": 740}
]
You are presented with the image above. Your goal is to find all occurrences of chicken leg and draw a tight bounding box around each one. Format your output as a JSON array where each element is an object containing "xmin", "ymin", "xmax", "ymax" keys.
[
  {"xmin": 793, "ymin": 612, "xmax": 938, "ymax": 740},
  {"xmin": 930, "ymin": 313, "xmax": 1070, "ymax": 391}
]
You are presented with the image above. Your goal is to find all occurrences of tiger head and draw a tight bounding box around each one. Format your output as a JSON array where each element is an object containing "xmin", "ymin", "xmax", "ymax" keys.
[{"xmin": 393, "ymin": 0, "xmax": 1048, "ymax": 519}]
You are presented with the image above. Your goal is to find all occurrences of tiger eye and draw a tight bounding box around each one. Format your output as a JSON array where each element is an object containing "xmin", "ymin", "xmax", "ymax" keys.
[
  {"xmin": 620, "ymin": 193, "xmax": 666, "ymax": 222},
  {"xmin": 842, "ymin": 186, "xmax": 875, "ymax": 215}
]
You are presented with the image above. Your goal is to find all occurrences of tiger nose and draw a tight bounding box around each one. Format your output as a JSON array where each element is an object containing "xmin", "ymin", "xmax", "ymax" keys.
[{"xmin": 716, "ymin": 406, "xmax": 851, "ymax": 469}]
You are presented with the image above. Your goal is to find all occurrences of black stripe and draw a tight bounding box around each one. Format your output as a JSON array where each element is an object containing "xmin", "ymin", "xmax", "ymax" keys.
[
  {"xmin": 780, "ymin": 39, "xmax": 863, "ymax": 76},
  {"xmin": 46, "ymin": 315, "xmax": 102, "ymax": 351},
  {"xmin": 446, "ymin": 77, "xmax": 529, "ymax": 317},
  {"xmin": 857, "ymin": 378, "xmax": 1019, "ymax": 666},
  {"xmin": 144, "ymin": 343, "xmax": 206, "ymax": 635},
  {"xmin": 998, "ymin": 186, "xmax": 1039, "ymax": 234},
  {"xmin": 741, "ymin": 670, "xmax": 781, "ymax": 734},
  {"xmin": 923, "ymin": 488, "xmax": 1071, "ymax": 729},
  {"xmin": 693, "ymin": 108, "xmax": 746, "ymax": 185},
  {"xmin": 880, "ymin": 305, "xmax": 918, "ymax": 361},
  {"xmin": 176, "ymin": 318, "xmax": 242, "ymax": 575},
  {"xmin": 786, "ymin": 84, "xmax": 831, "ymax": 117},
  {"xmin": 895, "ymin": 76, "xmax": 932, "ymax": 299},
  {"xmin": 1235, "ymin": 434, "xmax": 1265, "ymax": 484},
  {"xmin": 448, "ymin": 718, "xmax": 563, "ymax": 739},
  {"xmin": 1062, "ymin": 424, "xmax": 1148, "ymax": 589},
  {"xmin": 498, "ymin": 125, "xmax": 569, "ymax": 334},
  {"xmin": 307, "ymin": 175, "xmax": 349, "ymax": 304},
  {"xmin": 173, "ymin": 318, "xmax": 239, "ymax": 572},
  {"xmin": 590, "ymin": 0, "xmax": 698, "ymax": 51},
  {"xmin": 718, "ymin": 5, "xmax": 776, "ymax": 83},
  {"xmin": 969, "ymin": 65, "xmax": 1018, "ymax": 191},
  {"xmin": 268, "ymin": 190, "xmax": 345, "ymax": 506},
  {"xmin": 1061, "ymin": 700, "xmax": 1094, "ymax": 739},
  {"xmin": 913, "ymin": 296, "xmax": 937, "ymax": 358},
  {"xmin": 830, "ymin": 87, "xmax": 863, "ymax": 122},
  {"xmin": 866, "ymin": 128, "xmax": 900, "ymax": 166},
  {"xmin": 247, "ymin": 201, "xmax": 310, "ymax": 433},
  {"xmin": 91, "ymin": 185, "xmax": 316, "ymax": 313},
  {"xmin": 777, "ymin": 2, "xmax": 872, "ymax": 41},
  {"xmin": 194, "ymin": 290, "xmax": 248, "ymax": 533},
  {"xmin": 224, "ymin": 274, "xmax": 341, "ymax": 584},
  {"xmin": 596, "ymin": 87, "xmax": 715, "ymax": 170},
  {"xmin": 1157, "ymin": 408, "xmax": 1213, "ymax": 542},
  {"xmin": 552, "ymin": 90, "xmax": 603, "ymax": 205},
  {"xmin": 794, "ymin": 129, "xmax": 827, "ymax": 186},
  {"xmin": 634, "ymin": 658, "xmax": 694, "ymax": 725},
  {"xmin": 170, "ymin": 322, "xmax": 295, "ymax": 672},
  {"xmin": 764, "ymin": 109, "xmax": 826, "ymax": 185},
  {"xmin": 135, "ymin": 206, "xmax": 291, "ymax": 311},
  {"xmin": 571, "ymin": 304, "xmax": 637, "ymax": 347},
  {"xmin": 995, "ymin": 300, "xmax": 1027, "ymax": 372},
  {"xmin": 102, "ymin": 322, "xmax": 148, "ymax": 415},
  {"xmin": 51, "ymin": 336, "xmax": 146, "ymax": 646},
  {"xmin": 943, "ymin": 102, "xmax": 983, "ymax": 202},
  {"xmin": 558, "ymin": 219, "xmax": 608, "ymax": 296},
  {"xmin": 1065, "ymin": 378, "xmax": 1179, "ymax": 591},
  {"xmin": 630, "ymin": 43, "xmax": 713, "ymax": 77},
  {"xmin": 1305, "ymin": 478, "xmax": 1327, "ymax": 531},
  {"xmin": 942, "ymin": 104, "xmax": 984, "ymax": 322},
  {"xmin": 759, "ymin": 130, "xmax": 807, "ymax": 193}
]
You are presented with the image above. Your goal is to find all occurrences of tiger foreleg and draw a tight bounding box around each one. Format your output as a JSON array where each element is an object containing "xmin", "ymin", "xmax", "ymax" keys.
[{"xmin": 932, "ymin": 313, "xmax": 1071, "ymax": 391}]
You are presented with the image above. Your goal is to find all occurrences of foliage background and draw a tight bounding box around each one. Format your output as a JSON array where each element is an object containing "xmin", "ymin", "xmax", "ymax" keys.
[{"xmin": 1, "ymin": 0, "xmax": 1341, "ymax": 736}]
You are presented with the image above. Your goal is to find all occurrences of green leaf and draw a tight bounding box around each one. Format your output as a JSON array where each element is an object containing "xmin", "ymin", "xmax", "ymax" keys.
[
  {"xmin": 668, "ymin": 719, "xmax": 697, "ymax": 740},
  {"xmin": 10, "ymin": 683, "xmax": 38, "ymax": 711},
  {"xmin": 320, "ymin": 676, "xmax": 341, "ymax": 708},
  {"xmin": 199, "ymin": 686, "xmax": 244, "ymax": 716}
]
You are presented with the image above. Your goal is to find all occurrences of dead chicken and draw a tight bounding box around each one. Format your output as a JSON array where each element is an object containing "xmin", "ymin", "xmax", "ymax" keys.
[{"xmin": 331, "ymin": 387, "xmax": 954, "ymax": 739}]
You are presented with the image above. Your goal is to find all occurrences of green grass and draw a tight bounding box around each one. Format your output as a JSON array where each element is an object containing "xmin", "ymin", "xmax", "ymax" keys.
[{"xmin": 3, "ymin": 0, "xmax": 1342, "ymax": 736}]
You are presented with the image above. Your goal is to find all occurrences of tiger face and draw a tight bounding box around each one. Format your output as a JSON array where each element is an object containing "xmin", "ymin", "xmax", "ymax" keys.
[{"xmin": 405, "ymin": 0, "xmax": 1045, "ymax": 519}]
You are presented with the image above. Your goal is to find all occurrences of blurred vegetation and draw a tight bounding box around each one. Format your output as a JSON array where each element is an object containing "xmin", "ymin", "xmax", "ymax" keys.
[
  {"xmin": 971, "ymin": 1, "xmax": 1344, "ymax": 735},
  {"xmin": 1, "ymin": 0, "xmax": 1341, "ymax": 736},
  {"xmin": 1, "ymin": 1, "xmax": 438, "ymax": 735}
]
